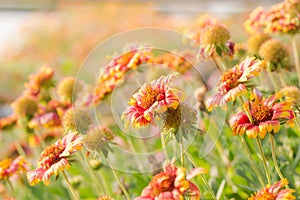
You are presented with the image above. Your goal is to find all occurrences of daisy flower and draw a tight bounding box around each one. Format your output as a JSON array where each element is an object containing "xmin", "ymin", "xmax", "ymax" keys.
[
  {"xmin": 206, "ymin": 57, "xmax": 265, "ymax": 110},
  {"xmin": 230, "ymin": 89, "xmax": 295, "ymax": 139},
  {"xmin": 122, "ymin": 73, "xmax": 182, "ymax": 128},
  {"xmin": 248, "ymin": 178, "xmax": 296, "ymax": 200},
  {"xmin": 0, "ymin": 156, "xmax": 29, "ymax": 180},
  {"xmin": 135, "ymin": 165, "xmax": 206, "ymax": 200},
  {"xmin": 27, "ymin": 132, "xmax": 83, "ymax": 185}
]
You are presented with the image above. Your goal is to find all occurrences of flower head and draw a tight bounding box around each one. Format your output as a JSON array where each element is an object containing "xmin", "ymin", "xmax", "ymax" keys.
[
  {"xmin": 62, "ymin": 107, "xmax": 92, "ymax": 134},
  {"xmin": 259, "ymin": 39, "xmax": 290, "ymax": 71},
  {"xmin": 135, "ymin": 165, "xmax": 206, "ymax": 200},
  {"xmin": 244, "ymin": 0, "xmax": 300, "ymax": 35},
  {"xmin": 230, "ymin": 89, "xmax": 295, "ymax": 138},
  {"xmin": 57, "ymin": 77, "xmax": 83, "ymax": 102},
  {"xmin": 27, "ymin": 132, "xmax": 83, "ymax": 185},
  {"xmin": 0, "ymin": 114, "xmax": 18, "ymax": 130},
  {"xmin": 248, "ymin": 178, "xmax": 296, "ymax": 200},
  {"xmin": 247, "ymin": 33, "xmax": 270, "ymax": 55},
  {"xmin": 94, "ymin": 46, "xmax": 153, "ymax": 105},
  {"xmin": 278, "ymin": 86, "xmax": 300, "ymax": 106},
  {"xmin": 97, "ymin": 196, "xmax": 114, "ymax": 200},
  {"xmin": 11, "ymin": 95, "xmax": 38, "ymax": 117},
  {"xmin": 198, "ymin": 24, "xmax": 232, "ymax": 60},
  {"xmin": 206, "ymin": 57, "xmax": 265, "ymax": 110},
  {"xmin": 83, "ymin": 126, "xmax": 115, "ymax": 158},
  {"xmin": 0, "ymin": 156, "xmax": 29, "ymax": 180},
  {"xmin": 122, "ymin": 73, "xmax": 182, "ymax": 128},
  {"xmin": 24, "ymin": 66, "xmax": 54, "ymax": 97}
]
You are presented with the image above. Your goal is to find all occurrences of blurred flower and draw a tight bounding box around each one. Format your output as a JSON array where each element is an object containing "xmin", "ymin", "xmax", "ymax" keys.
[
  {"xmin": 28, "ymin": 130, "xmax": 62, "ymax": 147},
  {"xmin": 24, "ymin": 66, "xmax": 54, "ymax": 97},
  {"xmin": 62, "ymin": 107, "xmax": 92, "ymax": 134},
  {"xmin": 7, "ymin": 142, "xmax": 32, "ymax": 159},
  {"xmin": 27, "ymin": 132, "xmax": 83, "ymax": 185},
  {"xmin": 135, "ymin": 164, "xmax": 206, "ymax": 200},
  {"xmin": 28, "ymin": 100, "xmax": 70, "ymax": 129},
  {"xmin": 69, "ymin": 175, "xmax": 83, "ymax": 189},
  {"xmin": 278, "ymin": 86, "xmax": 300, "ymax": 106},
  {"xmin": 230, "ymin": 89, "xmax": 295, "ymax": 138},
  {"xmin": 183, "ymin": 14, "xmax": 217, "ymax": 45},
  {"xmin": 244, "ymin": 0, "xmax": 300, "ymax": 35},
  {"xmin": 258, "ymin": 39, "xmax": 290, "ymax": 71},
  {"xmin": 97, "ymin": 196, "xmax": 114, "ymax": 200},
  {"xmin": 198, "ymin": 24, "xmax": 231, "ymax": 60},
  {"xmin": 94, "ymin": 45, "xmax": 153, "ymax": 105},
  {"xmin": 11, "ymin": 96, "xmax": 38, "ymax": 117},
  {"xmin": 154, "ymin": 51, "xmax": 194, "ymax": 74},
  {"xmin": 0, "ymin": 156, "xmax": 29, "ymax": 180},
  {"xmin": 248, "ymin": 178, "xmax": 296, "ymax": 200},
  {"xmin": 206, "ymin": 57, "xmax": 265, "ymax": 110},
  {"xmin": 88, "ymin": 159, "xmax": 102, "ymax": 170},
  {"xmin": 83, "ymin": 126, "xmax": 115, "ymax": 158},
  {"xmin": 122, "ymin": 73, "xmax": 182, "ymax": 128},
  {"xmin": 0, "ymin": 114, "xmax": 18, "ymax": 130},
  {"xmin": 57, "ymin": 77, "xmax": 83, "ymax": 102},
  {"xmin": 247, "ymin": 33, "xmax": 270, "ymax": 55}
]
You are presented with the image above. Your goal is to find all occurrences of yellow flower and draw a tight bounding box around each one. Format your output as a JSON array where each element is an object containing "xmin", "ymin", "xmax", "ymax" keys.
[
  {"xmin": 57, "ymin": 77, "xmax": 83, "ymax": 102},
  {"xmin": 247, "ymin": 33, "xmax": 270, "ymax": 55},
  {"xmin": 11, "ymin": 96, "xmax": 38, "ymax": 117}
]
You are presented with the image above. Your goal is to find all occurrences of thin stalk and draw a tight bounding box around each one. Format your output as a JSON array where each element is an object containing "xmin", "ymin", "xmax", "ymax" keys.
[
  {"xmin": 291, "ymin": 37, "xmax": 300, "ymax": 87},
  {"xmin": 268, "ymin": 71, "xmax": 279, "ymax": 91},
  {"xmin": 256, "ymin": 138, "xmax": 271, "ymax": 184},
  {"xmin": 185, "ymin": 151, "xmax": 217, "ymax": 200},
  {"xmin": 212, "ymin": 56, "xmax": 223, "ymax": 73},
  {"xmin": 15, "ymin": 142, "xmax": 26, "ymax": 157},
  {"xmin": 240, "ymin": 136, "xmax": 265, "ymax": 186},
  {"xmin": 269, "ymin": 134, "xmax": 287, "ymax": 185},
  {"xmin": 7, "ymin": 178, "xmax": 14, "ymax": 194},
  {"xmin": 62, "ymin": 171, "xmax": 80, "ymax": 200},
  {"xmin": 278, "ymin": 70, "xmax": 287, "ymax": 86},
  {"xmin": 160, "ymin": 133, "xmax": 168, "ymax": 159},
  {"xmin": 179, "ymin": 139, "xmax": 185, "ymax": 167},
  {"xmin": 295, "ymin": 118, "xmax": 300, "ymax": 137},
  {"xmin": 107, "ymin": 157, "xmax": 130, "ymax": 200}
]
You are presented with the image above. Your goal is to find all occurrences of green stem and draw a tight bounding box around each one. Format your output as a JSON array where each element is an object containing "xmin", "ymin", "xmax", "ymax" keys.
[
  {"xmin": 291, "ymin": 37, "xmax": 300, "ymax": 87},
  {"xmin": 62, "ymin": 171, "xmax": 80, "ymax": 200},
  {"xmin": 185, "ymin": 151, "xmax": 217, "ymax": 200},
  {"xmin": 15, "ymin": 142, "xmax": 26, "ymax": 157},
  {"xmin": 179, "ymin": 139, "xmax": 185, "ymax": 167},
  {"xmin": 269, "ymin": 134, "xmax": 287, "ymax": 185},
  {"xmin": 107, "ymin": 157, "xmax": 130, "ymax": 200},
  {"xmin": 212, "ymin": 56, "xmax": 223, "ymax": 73},
  {"xmin": 7, "ymin": 178, "xmax": 14, "ymax": 194},
  {"xmin": 268, "ymin": 71, "xmax": 279, "ymax": 91},
  {"xmin": 240, "ymin": 136, "xmax": 265, "ymax": 187},
  {"xmin": 256, "ymin": 138, "xmax": 271, "ymax": 184},
  {"xmin": 161, "ymin": 133, "xmax": 168, "ymax": 159}
]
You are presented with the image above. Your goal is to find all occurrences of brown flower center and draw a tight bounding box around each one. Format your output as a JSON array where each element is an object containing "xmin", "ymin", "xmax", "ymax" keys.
[
  {"xmin": 251, "ymin": 104, "xmax": 273, "ymax": 125},
  {"xmin": 39, "ymin": 144, "xmax": 65, "ymax": 168},
  {"xmin": 221, "ymin": 70, "xmax": 243, "ymax": 92}
]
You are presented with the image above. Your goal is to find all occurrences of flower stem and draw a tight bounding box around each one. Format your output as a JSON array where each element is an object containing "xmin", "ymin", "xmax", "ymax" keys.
[
  {"xmin": 62, "ymin": 171, "xmax": 80, "ymax": 200},
  {"xmin": 269, "ymin": 134, "xmax": 287, "ymax": 186},
  {"xmin": 179, "ymin": 140, "xmax": 185, "ymax": 167},
  {"xmin": 291, "ymin": 37, "xmax": 300, "ymax": 87},
  {"xmin": 185, "ymin": 151, "xmax": 217, "ymax": 200},
  {"xmin": 161, "ymin": 133, "xmax": 168, "ymax": 160},
  {"xmin": 256, "ymin": 138, "xmax": 271, "ymax": 184},
  {"xmin": 107, "ymin": 157, "xmax": 130, "ymax": 200},
  {"xmin": 240, "ymin": 136, "xmax": 265, "ymax": 187},
  {"xmin": 7, "ymin": 178, "xmax": 14, "ymax": 194}
]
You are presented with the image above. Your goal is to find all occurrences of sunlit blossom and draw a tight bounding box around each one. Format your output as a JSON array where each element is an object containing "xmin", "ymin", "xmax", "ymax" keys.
[
  {"xmin": 122, "ymin": 73, "xmax": 182, "ymax": 128},
  {"xmin": 27, "ymin": 132, "xmax": 83, "ymax": 185},
  {"xmin": 206, "ymin": 57, "xmax": 265, "ymax": 110},
  {"xmin": 230, "ymin": 89, "xmax": 295, "ymax": 138},
  {"xmin": 0, "ymin": 114, "xmax": 18, "ymax": 130},
  {"xmin": 248, "ymin": 178, "xmax": 296, "ymax": 200},
  {"xmin": 94, "ymin": 45, "xmax": 153, "ymax": 105},
  {"xmin": 0, "ymin": 156, "xmax": 29, "ymax": 180},
  {"xmin": 135, "ymin": 165, "xmax": 206, "ymax": 200}
]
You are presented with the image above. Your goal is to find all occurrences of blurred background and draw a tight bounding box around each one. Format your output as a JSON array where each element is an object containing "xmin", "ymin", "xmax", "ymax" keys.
[{"xmin": 0, "ymin": 0, "xmax": 281, "ymax": 112}]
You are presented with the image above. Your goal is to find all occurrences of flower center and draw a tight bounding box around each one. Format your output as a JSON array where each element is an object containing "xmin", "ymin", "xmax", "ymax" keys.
[
  {"xmin": 221, "ymin": 70, "xmax": 242, "ymax": 92},
  {"xmin": 139, "ymin": 84, "xmax": 165, "ymax": 109},
  {"xmin": 250, "ymin": 189, "xmax": 276, "ymax": 200},
  {"xmin": 251, "ymin": 104, "xmax": 273, "ymax": 125},
  {"xmin": 39, "ymin": 144, "xmax": 65, "ymax": 168}
]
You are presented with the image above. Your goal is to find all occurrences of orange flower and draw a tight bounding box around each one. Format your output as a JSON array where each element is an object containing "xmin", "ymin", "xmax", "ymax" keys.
[
  {"xmin": 27, "ymin": 132, "xmax": 82, "ymax": 185},
  {"xmin": 244, "ymin": 0, "xmax": 300, "ymax": 35},
  {"xmin": 230, "ymin": 89, "xmax": 295, "ymax": 138},
  {"xmin": 0, "ymin": 114, "xmax": 18, "ymax": 130},
  {"xmin": 94, "ymin": 45, "xmax": 153, "ymax": 105},
  {"xmin": 122, "ymin": 73, "xmax": 182, "ymax": 128},
  {"xmin": 0, "ymin": 156, "xmax": 29, "ymax": 180},
  {"xmin": 206, "ymin": 57, "xmax": 265, "ymax": 110},
  {"xmin": 24, "ymin": 66, "xmax": 54, "ymax": 97},
  {"xmin": 135, "ymin": 165, "xmax": 206, "ymax": 200},
  {"xmin": 248, "ymin": 178, "xmax": 296, "ymax": 200}
]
